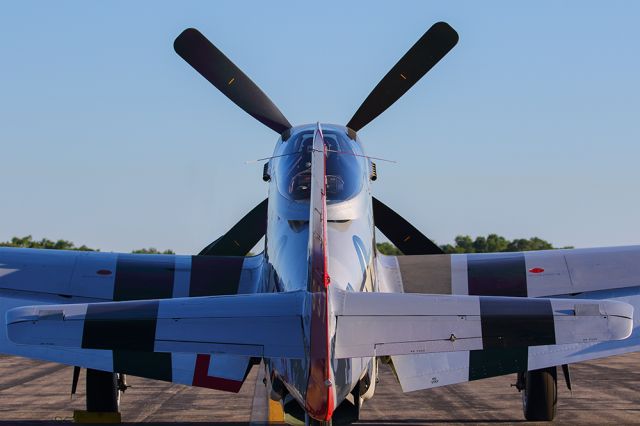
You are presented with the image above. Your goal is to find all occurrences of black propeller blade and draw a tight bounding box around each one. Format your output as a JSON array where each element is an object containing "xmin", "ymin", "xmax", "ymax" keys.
[
  {"xmin": 174, "ymin": 28, "xmax": 292, "ymax": 135},
  {"xmin": 373, "ymin": 197, "xmax": 443, "ymax": 255},
  {"xmin": 199, "ymin": 198, "xmax": 268, "ymax": 256},
  {"xmin": 347, "ymin": 22, "xmax": 458, "ymax": 132}
]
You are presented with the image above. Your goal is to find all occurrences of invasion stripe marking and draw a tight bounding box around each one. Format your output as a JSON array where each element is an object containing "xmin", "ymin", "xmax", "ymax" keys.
[
  {"xmin": 172, "ymin": 255, "xmax": 192, "ymax": 298},
  {"xmin": 81, "ymin": 300, "xmax": 159, "ymax": 352},
  {"xmin": 110, "ymin": 255, "xmax": 175, "ymax": 381},
  {"xmin": 189, "ymin": 256, "xmax": 244, "ymax": 296},
  {"xmin": 479, "ymin": 297, "xmax": 556, "ymax": 348},
  {"xmin": 113, "ymin": 351, "xmax": 172, "ymax": 382},
  {"xmin": 450, "ymin": 255, "xmax": 468, "ymax": 295},
  {"xmin": 468, "ymin": 297, "xmax": 555, "ymax": 381},
  {"xmin": 466, "ymin": 254, "xmax": 546, "ymax": 381},
  {"xmin": 467, "ymin": 253, "xmax": 527, "ymax": 297},
  {"xmin": 104, "ymin": 254, "xmax": 244, "ymax": 382},
  {"xmin": 469, "ymin": 347, "xmax": 528, "ymax": 381},
  {"xmin": 113, "ymin": 254, "xmax": 175, "ymax": 301}
]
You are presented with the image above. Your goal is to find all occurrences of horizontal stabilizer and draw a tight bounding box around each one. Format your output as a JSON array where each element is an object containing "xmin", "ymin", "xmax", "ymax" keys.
[
  {"xmin": 332, "ymin": 291, "xmax": 632, "ymax": 358},
  {"xmin": 7, "ymin": 289, "xmax": 634, "ymax": 362},
  {"xmin": 7, "ymin": 291, "xmax": 307, "ymax": 359}
]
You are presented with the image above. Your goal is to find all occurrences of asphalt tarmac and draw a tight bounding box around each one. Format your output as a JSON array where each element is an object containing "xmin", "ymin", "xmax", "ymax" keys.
[{"xmin": 0, "ymin": 352, "xmax": 639, "ymax": 425}]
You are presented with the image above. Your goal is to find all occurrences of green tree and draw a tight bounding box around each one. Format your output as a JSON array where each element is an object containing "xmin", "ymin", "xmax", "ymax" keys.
[
  {"xmin": 486, "ymin": 233, "xmax": 509, "ymax": 252},
  {"xmin": 453, "ymin": 235, "xmax": 475, "ymax": 253},
  {"xmin": 440, "ymin": 234, "xmax": 558, "ymax": 254},
  {"xmin": 506, "ymin": 237, "xmax": 553, "ymax": 252},
  {"xmin": 0, "ymin": 235, "xmax": 96, "ymax": 251},
  {"xmin": 1, "ymin": 235, "xmax": 176, "ymax": 254},
  {"xmin": 376, "ymin": 242, "xmax": 402, "ymax": 256},
  {"xmin": 472, "ymin": 236, "xmax": 487, "ymax": 253},
  {"xmin": 376, "ymin": 234, "xmax": 565, "ymax": 255},
  {"xmin": 131, "ymin": 248, "xmax": 175, "ymax": 255}
]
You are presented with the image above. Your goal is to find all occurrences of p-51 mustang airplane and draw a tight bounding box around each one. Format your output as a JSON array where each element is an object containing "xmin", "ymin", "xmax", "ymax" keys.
[{"xmin": 1, "ymin": 22, "xmax": 640, "ymax": 425}]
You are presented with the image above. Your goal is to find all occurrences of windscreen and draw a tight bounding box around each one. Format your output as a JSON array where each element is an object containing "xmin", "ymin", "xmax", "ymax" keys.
[{"xmin": 275, "ymin": 130, "xmax": 365, "ymax": 202}]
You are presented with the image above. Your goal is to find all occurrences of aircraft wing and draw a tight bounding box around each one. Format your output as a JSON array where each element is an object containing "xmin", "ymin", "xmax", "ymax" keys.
[
  {"xmin": 0, "ymin": 247, "xmax": 263, "ymax": 301},
  {"xmin": 376, "ymin": 245, "xmax": 640, "ymax": 392},
  {"xmin": 377, "ymin": 245, "xmax": 640, "ymax": 297},
  {"xmin": 0, "ymin": 247, "xmax": 264, "ymax": 392}
]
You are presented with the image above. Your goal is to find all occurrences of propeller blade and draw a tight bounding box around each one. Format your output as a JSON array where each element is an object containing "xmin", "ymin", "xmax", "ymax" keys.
[
  {"xmin": 372, "ymin": 197, "xmax": 443, "ymax": 255},
  {"xmin": 199, "ymin": 198, "xmax": 268, "ymax": 256},
  {"xmin": 347, "ymin": 22, "xmax": 458, "ymax": 132},
  {"xmin": 174, "ymin": 28, "xmax": 292, "ymax": 135}
]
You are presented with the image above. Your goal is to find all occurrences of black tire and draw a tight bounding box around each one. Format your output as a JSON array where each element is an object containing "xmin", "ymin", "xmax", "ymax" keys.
[
  {"xmin": 86, "ymin": 369, "xmax": 120, "ymax": 412},
  {"xmin": 522, "ymin": 366, "xmax": 557, "ymax": 421}
]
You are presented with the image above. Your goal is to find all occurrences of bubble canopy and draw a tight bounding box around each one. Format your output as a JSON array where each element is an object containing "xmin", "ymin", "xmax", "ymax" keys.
[{"xmin": 274, "ymin": 128, "xmax": 366, "ymax": 203}]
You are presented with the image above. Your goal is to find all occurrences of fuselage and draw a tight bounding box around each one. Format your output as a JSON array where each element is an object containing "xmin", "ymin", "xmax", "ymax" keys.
[{"xmin": 263, "ymin": 123, "xmax": 376, "ymax": 420}]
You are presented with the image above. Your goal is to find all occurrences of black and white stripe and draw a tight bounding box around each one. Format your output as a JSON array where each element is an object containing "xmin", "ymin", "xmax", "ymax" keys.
[{"xmin": 108, "ymin": 254, "xmax": 249, "ymax": 382}]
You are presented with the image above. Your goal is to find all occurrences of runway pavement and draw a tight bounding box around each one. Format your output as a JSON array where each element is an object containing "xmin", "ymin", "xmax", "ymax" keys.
[{"xmin": 0, "ymin": 352, "xmax": 639, "ymax": 425}]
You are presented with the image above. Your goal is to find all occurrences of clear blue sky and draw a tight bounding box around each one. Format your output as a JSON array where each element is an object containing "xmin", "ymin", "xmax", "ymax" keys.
[{"xmin": 1, "ymin": 1, "xmax": 639, "ymax": 253}]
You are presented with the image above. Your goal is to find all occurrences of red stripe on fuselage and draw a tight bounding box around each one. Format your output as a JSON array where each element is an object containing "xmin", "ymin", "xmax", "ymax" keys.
[{"xmin": 304, "ymin": 125, "xmax": 335, "ymax": 421}]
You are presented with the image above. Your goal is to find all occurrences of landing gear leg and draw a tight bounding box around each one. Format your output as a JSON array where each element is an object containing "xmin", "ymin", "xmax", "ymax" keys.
[
  {"xmin": 521, "ymin": 367, "xmax": 557, "ymax": 421},
  {"xmin": 86, "ymin": 369, "xmax": 120, "ymax": 413}
]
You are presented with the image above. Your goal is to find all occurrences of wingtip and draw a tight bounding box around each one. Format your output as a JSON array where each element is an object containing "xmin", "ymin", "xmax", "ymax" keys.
[{"xmin": 6, "ymin": 306, "xmax": 38, "ymax": 326}]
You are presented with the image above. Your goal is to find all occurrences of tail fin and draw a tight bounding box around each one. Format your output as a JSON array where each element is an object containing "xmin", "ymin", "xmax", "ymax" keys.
[{"xmin": 305, "ymin": 123, "xmax": 335, "ymax": 420}]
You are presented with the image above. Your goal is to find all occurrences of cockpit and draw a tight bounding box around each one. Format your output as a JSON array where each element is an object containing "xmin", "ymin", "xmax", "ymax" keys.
[{"xmin": 274, "ymin": 129, "xmax": 365, "ymax": 203}]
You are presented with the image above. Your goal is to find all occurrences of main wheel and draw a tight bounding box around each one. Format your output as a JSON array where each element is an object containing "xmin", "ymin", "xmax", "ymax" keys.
[
  {"xmin": 522, "ymin": 366, "xmax": 557, "ymax": 421},
  {"xmin": 86, "ymin": 369, "xmax": 120, "ymax": 412}
]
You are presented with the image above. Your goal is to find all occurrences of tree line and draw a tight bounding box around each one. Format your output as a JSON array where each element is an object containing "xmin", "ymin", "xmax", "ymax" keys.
[
  {"xmin": 377, "ymin": 234, "xmax": 572, "ymax": 256},
  {"xmin": 0, "ymin": 235, "xmax": 174, "ymax": 254},
  {"xmin": 1, "ymin": 234, "xmax": 570, "ymax": 256}
]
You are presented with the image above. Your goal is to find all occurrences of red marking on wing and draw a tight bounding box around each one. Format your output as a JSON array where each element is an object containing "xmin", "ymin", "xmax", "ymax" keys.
[
  {"xmin": 96, "ymin": 269, "xmax": 112, "ymax": 276},
  {"xmin": 529, "ymin": 267, "xmax": 545, "ymax": 274},
  {"xmin": 192, "ymin": 354, "xmax": 243, "ymax": 393}
]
